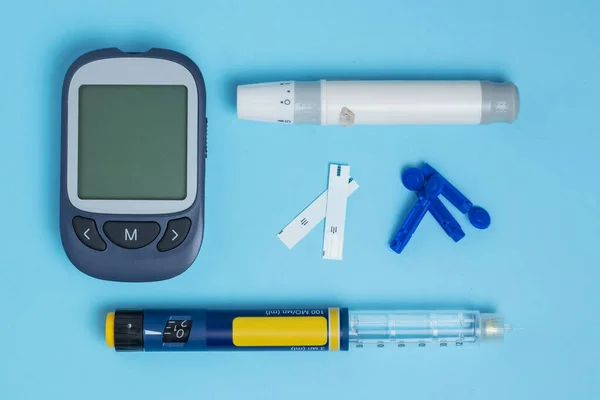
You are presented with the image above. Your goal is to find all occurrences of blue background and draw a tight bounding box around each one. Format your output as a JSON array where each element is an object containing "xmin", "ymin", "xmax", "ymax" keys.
[{"xmin": 1, "ymin": 0, "xmax": 598, "ymax": 398}]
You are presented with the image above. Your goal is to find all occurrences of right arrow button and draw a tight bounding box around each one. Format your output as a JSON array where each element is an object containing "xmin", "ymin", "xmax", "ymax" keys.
[{"xmin": 157, "ymin": 218, "xmax": 191, "ymax": 252}]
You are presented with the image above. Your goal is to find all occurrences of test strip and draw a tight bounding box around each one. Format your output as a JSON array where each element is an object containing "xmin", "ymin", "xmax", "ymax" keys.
[
  {"xmin": 322, "ymin": 164, "xmax": 350, "ymax": 260},
  {"xmin": 277, "ymin": 178, "xmax": 359, "ymax": 249}
]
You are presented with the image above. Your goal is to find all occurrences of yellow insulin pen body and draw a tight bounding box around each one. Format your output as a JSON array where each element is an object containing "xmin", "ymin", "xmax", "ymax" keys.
[{"xmin": 106, "ymin": 308, "xmax": 508, "ymax": 352}]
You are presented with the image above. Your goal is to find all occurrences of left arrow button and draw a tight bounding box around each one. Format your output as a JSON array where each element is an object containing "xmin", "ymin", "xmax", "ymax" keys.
[{"xmin": 73, "ymin": 217, "xmax": 106, "ymax": 251}]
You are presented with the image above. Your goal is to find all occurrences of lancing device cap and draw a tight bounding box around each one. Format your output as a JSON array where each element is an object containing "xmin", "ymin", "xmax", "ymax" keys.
[
  {"xmin": 480, "ymin": 82, "xmax": 520, "ymax": 124},
  {"xmin": 237, "ymin": 83, "xmax": 289, "ymax": 123}
]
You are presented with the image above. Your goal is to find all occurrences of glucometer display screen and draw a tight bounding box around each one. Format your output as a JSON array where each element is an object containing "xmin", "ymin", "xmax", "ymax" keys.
[{"xmin": 78, "ymin": 85, "xmax": 187, "ymax": 200}]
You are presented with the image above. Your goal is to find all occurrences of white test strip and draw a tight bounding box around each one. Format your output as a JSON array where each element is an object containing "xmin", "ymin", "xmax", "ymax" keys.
[
  {"xmin": 322, "ymin": 164, "xmax": 350, "ymax": 260},
  {"xmin": 277, "ymin": 178, "xmax": 359, "ymax": 249}
]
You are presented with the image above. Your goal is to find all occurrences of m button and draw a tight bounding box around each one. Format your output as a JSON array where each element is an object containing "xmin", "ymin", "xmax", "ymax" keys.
[{"xmin": 104, "ymin": 221, "xmax": 160, "ymax": 249}]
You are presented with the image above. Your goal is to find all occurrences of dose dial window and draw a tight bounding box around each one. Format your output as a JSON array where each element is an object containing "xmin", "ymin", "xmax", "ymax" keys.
[
  {"xmin": 78, "ymin": 85, "xmax": 188, "ymax": 200},
  {"xmin": 163, "ymin": 320, "xmax": 193, "ymax": 343}
]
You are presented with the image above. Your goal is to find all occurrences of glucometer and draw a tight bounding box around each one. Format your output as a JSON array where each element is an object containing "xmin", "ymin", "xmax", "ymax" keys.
[{"xmin": 60, "ymin": 48, "xmax": 206, "ymax": 282}]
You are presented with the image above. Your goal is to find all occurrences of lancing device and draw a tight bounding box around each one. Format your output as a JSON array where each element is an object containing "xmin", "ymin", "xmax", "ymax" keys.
[
  {"xmin": 106, "ymin": 308, "xmax": 511, "ymax": 352},
  {"xmin": 237, "ymin": 80, "xmax": 519, "ymax": 126}
]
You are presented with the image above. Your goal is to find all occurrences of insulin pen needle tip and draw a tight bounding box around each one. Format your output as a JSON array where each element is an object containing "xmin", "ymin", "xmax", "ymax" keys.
[{"xmin": 504, "ymin": 325, "xmax": 524, "ymax": 333}]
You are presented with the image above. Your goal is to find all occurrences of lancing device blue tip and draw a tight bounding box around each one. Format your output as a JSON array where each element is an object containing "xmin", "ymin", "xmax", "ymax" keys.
[
  {"xmin": 401, "ymin": 170, "xmax": 465, "ymax": 242},
  {"xmin": 390, "ymin": 194, "xmax": 431, "ymax": 254},
  {"xmin": 390, "ymin": 175, "xmax": 446, "ymax": 254},
  {"xmin": 421, "ymin": 163, "xmax": 473, "ymax": 214},
  {"xmin": 428, "ymin": 197, "xmax": 465, "ymax": 242}
]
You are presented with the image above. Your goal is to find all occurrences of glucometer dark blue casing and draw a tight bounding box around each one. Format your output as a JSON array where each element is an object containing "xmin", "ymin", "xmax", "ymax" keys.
[{"xmin": 60, "ymin": 48, "xmax": 206, "ymax": 282}]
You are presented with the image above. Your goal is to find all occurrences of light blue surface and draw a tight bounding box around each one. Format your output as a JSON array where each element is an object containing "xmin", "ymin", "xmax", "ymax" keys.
[{"xmin": 1, "ymin": 0, "xmax": 599, "ymax": 398}]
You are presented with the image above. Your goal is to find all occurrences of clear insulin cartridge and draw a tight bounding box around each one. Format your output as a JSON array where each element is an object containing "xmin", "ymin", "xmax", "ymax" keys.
[
  {"xmin": 237, "ymin": 80, "xmax": 519, "ymax": 126},
  {"xmin": 106, "ymin": 308, "xmax": 511, "ymax": 351}
]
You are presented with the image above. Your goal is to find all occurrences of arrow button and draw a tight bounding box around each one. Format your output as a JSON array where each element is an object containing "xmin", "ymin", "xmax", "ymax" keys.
[
  {"xmin": 72, "ymin": 217, "xmax": 106, "ymax": 251},
  {"xmin": 157, "ymin": 218, "xmax": 191, "ymax": 252}
]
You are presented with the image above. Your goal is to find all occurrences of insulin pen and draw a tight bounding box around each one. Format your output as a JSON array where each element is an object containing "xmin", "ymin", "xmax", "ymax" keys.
[
  {"xmin": 237, "ymin": 80, "xmax": 519, "ymax": 126},
  {"xmin": 106, "ymin": 308, "xmax": 511, "ymax": 352}
]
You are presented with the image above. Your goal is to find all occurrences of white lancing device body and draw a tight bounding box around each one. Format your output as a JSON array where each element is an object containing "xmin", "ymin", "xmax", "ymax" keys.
[{"xmin": 237, "ymin": 80, "xmax": 520, "ymax": 125}]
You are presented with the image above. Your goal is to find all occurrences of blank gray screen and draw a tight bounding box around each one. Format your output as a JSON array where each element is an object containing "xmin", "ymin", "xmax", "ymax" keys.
[{"xmin": 78, "ymin": 85, "xmax": 187, "ymax": 200}]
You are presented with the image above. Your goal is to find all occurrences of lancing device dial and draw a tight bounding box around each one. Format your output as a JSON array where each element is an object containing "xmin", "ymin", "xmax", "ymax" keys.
[{"xmin": 236, "ymin": 81, "xmax": 295, "ymax": 123}]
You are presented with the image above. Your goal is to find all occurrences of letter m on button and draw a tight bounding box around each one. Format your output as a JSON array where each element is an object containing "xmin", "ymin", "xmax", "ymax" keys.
[{"xmin": 125, "ymin": 228, "xmax": 138, "ymax": 241}]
